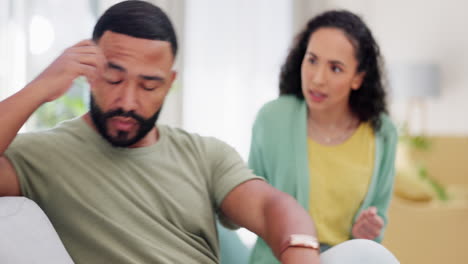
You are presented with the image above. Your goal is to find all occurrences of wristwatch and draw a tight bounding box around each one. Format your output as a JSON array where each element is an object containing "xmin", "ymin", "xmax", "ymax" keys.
[{"xmin": 279, "ymin": 234, "xmax": 320, "ymax": 257}]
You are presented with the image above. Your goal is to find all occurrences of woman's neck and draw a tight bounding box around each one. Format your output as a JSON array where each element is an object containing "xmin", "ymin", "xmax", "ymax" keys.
[
  {"xmin": 306, "ymin": 105, "xmax": 360, "ymax": 145},
  {"xmin": 307, "ymin": 105, "xmax": 355, "ymax": 128}
]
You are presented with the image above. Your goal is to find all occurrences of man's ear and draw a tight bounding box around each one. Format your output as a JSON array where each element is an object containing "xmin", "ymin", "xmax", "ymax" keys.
[
  {"xmin": 170, "ymin": 70, "xmax": 177, "ymax": 83},
  {"xmin": 351, "ymin": 71, "xmax": 366, "ymax": 90}
]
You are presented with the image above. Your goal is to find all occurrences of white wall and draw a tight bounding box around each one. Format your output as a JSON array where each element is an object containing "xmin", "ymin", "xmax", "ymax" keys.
[
  {"xmin": 316, "ymin": 0, "xmax": 468, "ymax": 135},
  {"xmin": 183, "ymin": 0, "xmax": 292, "ymax": 159},
  {"xmin": 0, "ymin": 0, "xmax": 27, "ymax": 101},
  {"xmin": 7, "ymin": 0, "xmax": 466, "ymax": 136}
]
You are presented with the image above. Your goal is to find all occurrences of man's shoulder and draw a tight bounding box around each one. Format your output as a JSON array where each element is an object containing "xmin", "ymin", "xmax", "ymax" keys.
[
  {"xmin": 11, "ymin": 118, "xmax": 85, "ymax": 149},
  {"xmin": 159, "ymin": 125, "xmax": 203, "ymax": 143},
  {"xmin": 158, "ymin": 125, "xmax": 229, "ymax": 151}
]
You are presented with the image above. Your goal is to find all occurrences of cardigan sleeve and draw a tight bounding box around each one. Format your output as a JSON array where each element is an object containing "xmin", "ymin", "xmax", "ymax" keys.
[
  {"xmin": 372, "ymin": 117, "xmax": 398, "ymax": 242},
  {"xmin": 248, "ymin": 114, "xmax": 268, "ymax": 181}
]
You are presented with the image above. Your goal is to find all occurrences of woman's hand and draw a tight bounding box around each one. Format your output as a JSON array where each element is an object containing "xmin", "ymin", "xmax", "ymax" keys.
[{"xmin": 351, "ymin": 206, "xmax": 384, "ymax": 240}]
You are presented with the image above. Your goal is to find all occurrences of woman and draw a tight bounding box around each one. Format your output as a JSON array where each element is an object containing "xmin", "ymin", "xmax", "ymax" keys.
[{"xmin": 248, "ymin": 10, "xmax": 398, "ymax": 264}]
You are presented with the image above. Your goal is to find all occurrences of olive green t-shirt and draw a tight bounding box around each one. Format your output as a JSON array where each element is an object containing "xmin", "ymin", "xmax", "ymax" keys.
[{"xmin": 5, "ymin": 118, "xmax": 260, "ymax": 264}]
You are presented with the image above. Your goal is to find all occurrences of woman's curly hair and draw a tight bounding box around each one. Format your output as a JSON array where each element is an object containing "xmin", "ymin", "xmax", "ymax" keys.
[{"xmin": 279, "ymin": 10, "xmax": 387, "ymax": 130}]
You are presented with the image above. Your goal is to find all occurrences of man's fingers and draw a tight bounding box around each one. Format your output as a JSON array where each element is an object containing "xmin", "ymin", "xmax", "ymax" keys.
[
  {"xmin": 68, "ymin": 45, "xmax": 102, "ymax": 55},
  {"xmin": 75, "ymin": 54, "xmax": 107, "ymax": 70},
  {"xmin": 77, "ymin": 63, "xmax": 98, "ymax": 83},
  {"xmin": 67, "ymin": 40, "xmax": 107, "ymax": 70},
  {"xmin": 73, "ymin": 39, "xmax": 96, "ymax": 47}
]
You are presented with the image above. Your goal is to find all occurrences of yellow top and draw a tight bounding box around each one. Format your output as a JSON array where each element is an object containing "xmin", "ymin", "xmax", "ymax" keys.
[{"xmin": 307, "ymin": 122, "xmax": 375, "ymax": 246}]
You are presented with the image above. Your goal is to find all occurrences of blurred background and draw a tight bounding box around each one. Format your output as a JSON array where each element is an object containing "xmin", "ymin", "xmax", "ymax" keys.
[{"xmin": 1, "ymin": 0, "xmax": 467, "ymax": 263}]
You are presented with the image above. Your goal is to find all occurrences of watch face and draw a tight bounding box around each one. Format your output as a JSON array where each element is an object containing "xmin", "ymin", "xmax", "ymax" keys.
[
  {"xmin": 290, "ymin": 234, "xmax": 320, "ymax": 249},
  {"xmin": 280, "ymin": 234, "xmax": 320, "ymax": 256}
]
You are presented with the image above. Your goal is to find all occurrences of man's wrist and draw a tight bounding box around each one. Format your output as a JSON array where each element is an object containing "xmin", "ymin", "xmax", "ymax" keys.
[
  {"xmin": 23, "ymin": 81, "xmax": 51, "ymax": 105},
  {"xmin": 280, "ymin": 246, "xmax": 320, "ymax": 264}
]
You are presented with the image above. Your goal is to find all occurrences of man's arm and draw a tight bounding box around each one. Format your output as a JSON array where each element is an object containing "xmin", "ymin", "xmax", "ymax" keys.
[
  {"xmin": 221, "ymin": 179, "xmax": 319, "ymax": 263},
  {"xmin": 0, "ymin": 39, "xmax": 105, "ymax": 196},
  {"xmin": 0, "ymin": 86, "xmax": 46, "ymax": 196},
  {"xmin": 0, "ymin": 157, "xmax": 21, "ymax": 196}
]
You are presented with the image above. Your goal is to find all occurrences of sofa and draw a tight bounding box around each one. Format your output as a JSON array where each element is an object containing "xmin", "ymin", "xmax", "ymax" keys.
[{"xmin": 0, "ymin": 197, "xmax": 74, "ymax": 264}]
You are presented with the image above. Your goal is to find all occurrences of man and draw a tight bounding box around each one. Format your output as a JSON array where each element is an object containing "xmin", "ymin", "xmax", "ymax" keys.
[{"xmin": 0, "ymin": 1, "xmax": 320, "ymax": 263}]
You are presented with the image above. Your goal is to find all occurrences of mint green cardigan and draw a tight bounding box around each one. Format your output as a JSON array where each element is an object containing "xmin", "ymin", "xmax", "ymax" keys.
[{"xmin": 248, "ymin": 95, "xmax": 398, "ymax": 264}]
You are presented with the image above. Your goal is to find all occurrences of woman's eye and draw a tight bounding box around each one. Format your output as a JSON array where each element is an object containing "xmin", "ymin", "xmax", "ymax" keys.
[
  {"xmin": 331, "ymin": 66, "xmax": 342, "ymax": 73},
  {"xmin": 308, "ymin": 58, "xmax": 317, "ymax": 64}
]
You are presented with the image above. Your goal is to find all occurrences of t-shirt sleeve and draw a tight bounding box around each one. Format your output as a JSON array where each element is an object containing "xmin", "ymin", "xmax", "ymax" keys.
[
  {"xmin": 4, "ymin": 133, "xmax": 48, "ymax": 199},
  {"xmin": 204, "ymin": 137, "xmax": 264, "ymax": 228}
]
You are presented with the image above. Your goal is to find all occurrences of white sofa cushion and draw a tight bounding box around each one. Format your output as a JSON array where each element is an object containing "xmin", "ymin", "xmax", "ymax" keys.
[{"xmin": 0, "ymin": 197, "xmax": 74, "ymax": 264}]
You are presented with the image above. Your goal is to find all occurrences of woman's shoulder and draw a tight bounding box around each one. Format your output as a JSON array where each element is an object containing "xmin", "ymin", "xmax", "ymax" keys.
[
  {"xmin": 256, "ymin": 95, "xmax": 305, "ymax": 122},
  {"xmin": 376, "ymin": 113, "xmax": 398, "ymax": 142}
]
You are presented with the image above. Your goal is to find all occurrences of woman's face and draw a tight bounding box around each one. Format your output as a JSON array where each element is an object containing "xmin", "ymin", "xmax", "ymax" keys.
[{"xmin": 301, "ymin": 27, "xmax": 364, "ymax": 114}]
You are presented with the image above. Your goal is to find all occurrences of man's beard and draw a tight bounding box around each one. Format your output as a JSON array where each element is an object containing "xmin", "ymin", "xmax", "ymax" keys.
[{"xmin": 89, "ymin": 95, "xmax": 161, "ymax": 147}]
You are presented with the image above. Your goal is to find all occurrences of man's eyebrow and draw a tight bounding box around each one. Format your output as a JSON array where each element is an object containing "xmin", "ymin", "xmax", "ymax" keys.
[
  {"xmin": 140, "ymin": 75, "xmax": 165, "ymax": 82},
  {"xmin": 107, "ymin": 61, "xmax": 126, "ymax": 72},
  {"xmin": 108, "ymin": 61, "xmax": 164, "ymax": 82}
]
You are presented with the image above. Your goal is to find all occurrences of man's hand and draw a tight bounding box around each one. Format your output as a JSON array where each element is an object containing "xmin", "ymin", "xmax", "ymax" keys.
[
  {"xmin": 351, "ymin": 206, "xmax": 384, "ymax": 240},
  {"xmin": 28, "ymin": 39, "xmax": 106, "ymax": 103},
  {"xmin": 0, "ymin": 39, "xmax": 106, "ymax": 155}
]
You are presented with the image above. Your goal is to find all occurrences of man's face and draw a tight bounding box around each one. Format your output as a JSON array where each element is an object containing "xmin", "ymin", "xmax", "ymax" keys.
[{"xmin": 90, "ymin": 31, "xmax": 176, "ymax": 147}]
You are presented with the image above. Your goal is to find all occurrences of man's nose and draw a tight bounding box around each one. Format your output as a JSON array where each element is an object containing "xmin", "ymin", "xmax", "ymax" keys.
[{"xmin": 117, "ymin": 85, "xmax": 138, "ymax": 112}]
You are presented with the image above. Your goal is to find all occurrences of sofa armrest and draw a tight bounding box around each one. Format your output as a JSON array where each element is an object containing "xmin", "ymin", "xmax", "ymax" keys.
[{"xmin": 0, "ymin": 197, "xmax": 74, "ymax": 264}]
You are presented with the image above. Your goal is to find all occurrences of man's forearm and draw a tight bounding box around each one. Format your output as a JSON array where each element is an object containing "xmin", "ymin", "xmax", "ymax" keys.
[
  {"xmin": 0, "ymin": 84, "xmax": 45, "ymax": 154},
  {"xmin": 280, "ymin": 246, "xmax": 320, "ymax": 263},
  {"xmin": 261, "ymin": 191, "xmax": 319, "ymax": 263},
  {"xmin": 221, "ymin": 180, "xmax": 320, "ymax": 263},
  {"xmin": 1, "ymin": 39, "xmax": 102, "ymax": 156}
]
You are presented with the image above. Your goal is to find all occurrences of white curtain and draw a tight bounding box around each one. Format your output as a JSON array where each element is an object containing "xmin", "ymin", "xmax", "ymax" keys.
[
  {"xmin": 0, "ymin": 0, "xmax": 97, "ymax": 131},
  {"xmin": 0, "ymin": 0, "xmax": 27, "ymax": 101},
  {"xmin": 183, "ymin": 0, "xmax": 292, "ymax": 160}
]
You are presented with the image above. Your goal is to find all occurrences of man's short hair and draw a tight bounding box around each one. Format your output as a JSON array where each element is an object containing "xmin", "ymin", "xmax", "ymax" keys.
[{"xmin": 92, "ymin": 0, "xmax": 178, "ymax": 57}]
